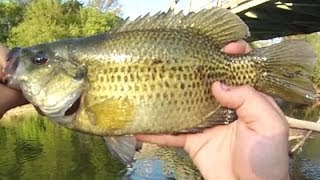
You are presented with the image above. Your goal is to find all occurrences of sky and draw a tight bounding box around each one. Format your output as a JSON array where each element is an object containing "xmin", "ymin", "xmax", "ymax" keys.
[{"xmin": 118, "ymin": 0, "xmax": 215, "ymax": 19}]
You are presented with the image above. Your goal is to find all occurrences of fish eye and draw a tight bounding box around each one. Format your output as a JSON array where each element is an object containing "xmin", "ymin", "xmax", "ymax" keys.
[{"xmin": 32, "ymin": 51, "xmax": 48, "ymax": 65}]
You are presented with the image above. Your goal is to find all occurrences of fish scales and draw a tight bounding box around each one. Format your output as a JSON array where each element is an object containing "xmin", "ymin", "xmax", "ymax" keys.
[{"xmin": 67, "ymin": 29, "xmax": 256, "ymax": 135}]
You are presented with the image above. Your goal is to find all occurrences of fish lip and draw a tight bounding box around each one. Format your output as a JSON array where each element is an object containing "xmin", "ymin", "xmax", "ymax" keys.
[
  {"xmin": 4, "ymin": 47, "xmax": 22, "ymax": 88},
  {"xmin": 5, "ymin": 48, "xmax": 22, "ymax": 76}
]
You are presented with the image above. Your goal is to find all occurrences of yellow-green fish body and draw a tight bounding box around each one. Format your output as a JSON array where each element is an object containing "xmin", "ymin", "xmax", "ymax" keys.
[{"xmin": 72, "ymin": 29, "xmax": 242, "ymax": 135}]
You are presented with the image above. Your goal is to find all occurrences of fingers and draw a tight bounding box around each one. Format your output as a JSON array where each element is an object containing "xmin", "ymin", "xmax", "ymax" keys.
[
  {"xmin": 0, "ymin": 84, "xmax": 28, "ymax": 117},
  {"xmin": 135, "ymin": 134, "xmax": 186, "ymax": 147},
  {"xmin": 219, "ymin": 40, "xmax": 287, "ymax": 135},
  {"xmin": 212, "ymin": 82, "xmax": 288, "ymax": 135},
  {"xmin": 222, "ymin": 40, "xmax": 252, "ymax": 54},
  {"xmin": 0, "ymin": 44, "xmax": 8, "ymax": 66},
  {"xmin": 0, "ymin": 44, "xmax": 9, "ymax": 83}
]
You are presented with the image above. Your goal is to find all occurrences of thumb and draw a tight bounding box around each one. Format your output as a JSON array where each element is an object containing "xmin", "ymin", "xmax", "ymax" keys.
[
  {"xmin": 0, "ymin": 44, "xmax": 8, "ymax": 83},
  {"xmin": 0, "ymin": 44, "xmax": 8, "ymax": 68},
  {"xmin": 211, "ymin": 82, "xmax": 288, "ymax": 135}
]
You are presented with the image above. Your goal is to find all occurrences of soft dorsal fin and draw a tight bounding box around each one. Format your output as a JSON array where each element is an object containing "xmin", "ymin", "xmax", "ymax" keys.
[{"xmin": 112, "ymin": 7, "xmax": 250, "ymax": 47}]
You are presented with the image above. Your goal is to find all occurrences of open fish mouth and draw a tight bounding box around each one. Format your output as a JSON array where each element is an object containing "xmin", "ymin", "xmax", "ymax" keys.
[
  {"xmin": 4, "ymin": 47, "xmax": 22, "ymax": 88},
  {"xmin": 39, "ymin": 89, "xmax": 83, "ymax": 118},
  {"xmin": 65, "ymin": 96, "xmax": 81, "ymax": 116}
]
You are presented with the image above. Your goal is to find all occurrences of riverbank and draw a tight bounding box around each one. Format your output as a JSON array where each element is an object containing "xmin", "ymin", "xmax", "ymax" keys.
[{"xmin": 1, "ymin": 105, "xmax": 37, "ymax": 121}]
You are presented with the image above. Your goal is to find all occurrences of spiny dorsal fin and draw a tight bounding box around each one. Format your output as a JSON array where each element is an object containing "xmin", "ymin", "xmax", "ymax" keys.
[{"xmin": 112, "ymin": 7, "xmax": 250, "ymax": 47}]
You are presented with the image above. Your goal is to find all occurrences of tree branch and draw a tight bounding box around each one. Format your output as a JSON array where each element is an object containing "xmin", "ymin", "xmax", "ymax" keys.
[{"xmin": 287, "ymin": 116, "xmax": 320, "ymax": 132}]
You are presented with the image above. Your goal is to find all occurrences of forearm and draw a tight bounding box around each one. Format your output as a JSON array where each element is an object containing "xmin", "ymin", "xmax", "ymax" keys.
[{"xmin": 0, "ymin": 85, "xmax": 28, "ymax": 117}]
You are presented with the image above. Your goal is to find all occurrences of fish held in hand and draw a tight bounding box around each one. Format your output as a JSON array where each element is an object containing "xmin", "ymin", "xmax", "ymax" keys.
[{"xmin": 4, "ymin": 7, "xmax": 316, "ymax": 164}]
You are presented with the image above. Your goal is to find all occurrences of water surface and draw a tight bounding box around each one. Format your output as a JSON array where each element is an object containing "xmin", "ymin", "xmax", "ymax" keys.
[{"xmin": 0, "ymin": 116, "xmax": 200, "ymax": 179}]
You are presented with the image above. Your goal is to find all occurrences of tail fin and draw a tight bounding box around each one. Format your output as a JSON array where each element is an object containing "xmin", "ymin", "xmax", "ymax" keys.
[{"xmin": 255, "ymin": 40, "xmax": 316, "ymax": 105}]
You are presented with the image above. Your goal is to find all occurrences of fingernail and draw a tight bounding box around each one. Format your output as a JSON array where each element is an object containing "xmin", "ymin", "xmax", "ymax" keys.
[{"xmin": 220, "ymin": 82, "xmax": 230, "ymax": 91}]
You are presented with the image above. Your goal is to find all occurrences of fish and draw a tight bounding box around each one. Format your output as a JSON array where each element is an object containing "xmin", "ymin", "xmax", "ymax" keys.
[{"xmin": 4, "ymin": 7, "xmax": 316, "ymax": 164}]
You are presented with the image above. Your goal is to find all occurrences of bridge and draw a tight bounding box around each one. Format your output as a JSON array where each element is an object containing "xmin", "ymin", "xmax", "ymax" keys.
[{"xmin": 219, "ymin": 0, "xmax": 320, "ymax": 41}]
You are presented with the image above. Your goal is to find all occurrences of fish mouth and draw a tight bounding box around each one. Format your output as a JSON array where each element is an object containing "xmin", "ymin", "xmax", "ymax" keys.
[
  {"xmin": 34, "ymin": 96, "xmax": 81, "ymax": 117},
  {"xmin": 65, "ymin": 96, "xmax": 81, "ymax": 116},
  {"xmin": 41, "ymin": 95, "xmax": 82, "ymax": 125},
  {"xmin": 4, "ymin": 47, "xmax": 22, "ymax": 88},
  {"xmin": 40, "ymin": 88, "xmax": 83, "ymax": 118}
]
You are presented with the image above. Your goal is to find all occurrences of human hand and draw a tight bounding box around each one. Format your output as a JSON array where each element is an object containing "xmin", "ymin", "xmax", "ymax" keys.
[
  {"xmin": 0, "ymin": 44, "xmax": 8, "ymax": 82},
  {"xmin": 0, "ymin": 44, "xmax": 28, "ymax": 118},
  {"xmin": 136, "ymin": 40, "xmax": 289, "ymax": 180}
]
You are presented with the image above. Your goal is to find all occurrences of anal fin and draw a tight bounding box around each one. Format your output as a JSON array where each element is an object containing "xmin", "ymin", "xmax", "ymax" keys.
[
  {"xmin": 177, "ymin": 106, "xmax": 237, "ymax": 134},
  {"xmin": 204, "ymin": 106, "xmax": 237, "ymax": 125},
  {"xmin": 103, "ymin": 136, "xmax": 143, "ymax": 165}
]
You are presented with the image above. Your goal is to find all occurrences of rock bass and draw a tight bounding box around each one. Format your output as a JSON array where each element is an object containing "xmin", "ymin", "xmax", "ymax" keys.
[{"xmin": 5, "ymin": 7, "xmax": 316, "ymax": 163}]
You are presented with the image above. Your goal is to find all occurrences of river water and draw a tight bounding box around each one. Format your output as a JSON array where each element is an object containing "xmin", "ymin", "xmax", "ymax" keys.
[{"xmin": 0, "ymin": 115, "xmax": 319, "ymax": 179}]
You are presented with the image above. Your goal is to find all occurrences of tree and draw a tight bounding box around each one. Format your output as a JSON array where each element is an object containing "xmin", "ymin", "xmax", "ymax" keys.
[
  {"xmin": 87, "ymin": 0, "xmax": 120, "ymax": 13},
  {"xmin": 78, "ymin": 7, "xmax": 122, "ymax": 37},
  {"xmin": 7, "ymin": 0, "xmax": 66, "ymax": 47},
  {"xmin": 7, "ymin": 0, "xmax": 123, "ymax": 47},
  {"xmin": 0, "ymin": 1, "xmax": 26, "ymax": 43}
]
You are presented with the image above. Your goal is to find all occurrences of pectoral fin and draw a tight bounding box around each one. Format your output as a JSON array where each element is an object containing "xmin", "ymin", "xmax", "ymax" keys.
[
  {"xmin": 86, "ymin": 98, "xmax": 135, "ymax": 130},
  {"xmin": 103, "ymin": 136, "xmax": 142, "ymax": 164}
]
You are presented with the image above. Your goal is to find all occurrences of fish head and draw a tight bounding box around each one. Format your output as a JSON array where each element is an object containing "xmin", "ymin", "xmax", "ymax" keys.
[{"xmin": 5, "ymin": 45, "xmax": 86, "ymax": 118}]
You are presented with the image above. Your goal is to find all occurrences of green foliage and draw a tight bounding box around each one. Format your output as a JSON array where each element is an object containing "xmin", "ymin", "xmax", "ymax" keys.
[
  {"xmin": 8, "ymin": 0, "xmax": 66, "ymax": 46},
  {"xmin": 6, "ymin": 0, "xmax": 123, "ymax": 47},
  {"xmin": 0, "ymin": 1, "xmax": 26, "ymax": 43},
  {"xmin": 78, "ymin": 8, "xmax": 122, "ymax": 36}
]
